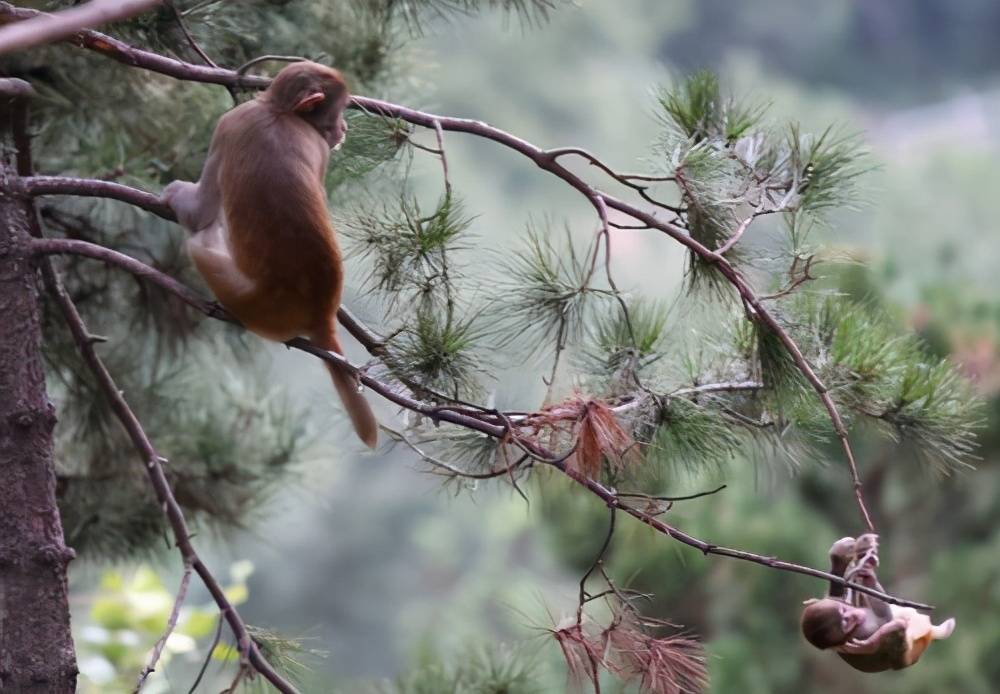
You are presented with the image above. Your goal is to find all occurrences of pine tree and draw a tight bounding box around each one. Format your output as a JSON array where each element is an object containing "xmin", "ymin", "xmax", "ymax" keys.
[{"xmin": 0, "ymin": 2, "xmax": 980, "ymax": 692}]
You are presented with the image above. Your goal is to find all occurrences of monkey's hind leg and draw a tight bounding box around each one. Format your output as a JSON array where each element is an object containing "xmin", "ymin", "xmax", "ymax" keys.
[{"xmin": 186, "ymin": 226, "xmax": 257, "ymax": 312}]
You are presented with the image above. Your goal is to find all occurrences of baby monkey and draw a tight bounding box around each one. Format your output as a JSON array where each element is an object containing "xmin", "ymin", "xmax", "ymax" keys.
[{"xmin": 801, "ymin": 534, "xmax": 955, "ymax": 672}]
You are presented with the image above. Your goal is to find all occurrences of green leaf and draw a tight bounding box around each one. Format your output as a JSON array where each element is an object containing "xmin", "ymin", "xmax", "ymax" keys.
[
  {"xmin": 90, "ymin": 598, "xmax": 131, "ymax": 631},
  {"xmin": 180, "ymin": 610, "xmax": 219, "ymax": 640},
  {"xmin": 212, "ymin": 643, "xmax": 240, "ymax": 662}
]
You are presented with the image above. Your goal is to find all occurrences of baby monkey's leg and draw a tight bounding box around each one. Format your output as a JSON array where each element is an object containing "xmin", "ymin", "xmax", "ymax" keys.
[{"xmin": 827, "ymin": 537, "xmax": 855, "ymax": 600}]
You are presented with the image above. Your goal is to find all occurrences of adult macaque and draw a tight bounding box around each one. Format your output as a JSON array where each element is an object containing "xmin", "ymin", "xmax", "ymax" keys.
[
  {"xmin": 801, "ymin": 534, "xmax": 955, "ymax": 672},
  {"xmin": 162, "ymin": 61, "xmax": 378, "ymax": 448}
]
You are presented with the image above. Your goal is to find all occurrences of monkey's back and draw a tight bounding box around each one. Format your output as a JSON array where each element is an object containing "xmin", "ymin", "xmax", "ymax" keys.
[{"xmin": 216, "ymin": 100, "xmax": 342, "ymax": 339}]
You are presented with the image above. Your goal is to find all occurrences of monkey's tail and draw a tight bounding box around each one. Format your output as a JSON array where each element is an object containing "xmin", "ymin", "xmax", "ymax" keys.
[{"xmin": 316, "ymin": 328, "xmax": 379, "ymax": 449}]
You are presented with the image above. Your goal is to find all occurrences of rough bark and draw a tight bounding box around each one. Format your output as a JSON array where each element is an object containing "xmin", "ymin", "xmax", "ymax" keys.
[{"xmin": 0, "ymin": 134, "xmax": 77, "ymax": 688}]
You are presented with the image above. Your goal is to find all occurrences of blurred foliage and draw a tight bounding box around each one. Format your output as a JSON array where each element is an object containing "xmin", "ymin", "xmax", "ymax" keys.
[
  {"xmin": 76, "ymin": 561, "xmax": 259, "ymax": 693},
  {"xmin": 369, "ymin": 646, "xmax": 543, "ymax": 694},
  {"xmin": 653, "ymin": 72, "xmax": 869, "ymax": 295},
  {"xmin": 657, "ymin": 0, "xmax": 1000, "ymax": 105}
]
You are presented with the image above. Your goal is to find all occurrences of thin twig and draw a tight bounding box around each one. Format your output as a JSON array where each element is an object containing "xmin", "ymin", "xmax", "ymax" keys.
[
  {"xmin": 40, "ymin": 259, "xmax": 299, "ymax": 693},
  {"xmin": 716, "ymin": 206, "xmax": 764, "ymax": 255},
  {"xmin": 236, "ymin": 54, "xmax": 307, "ymax": 76},
  {"xmin": 616, "ymin": 484, "xmax": 727, "ymax": 503},
  {"xmin": 135, "ymin": 560, "xmax": 192, "ymax": 692},
  {"xmin": 432, "ymin": 118, "xmax": 451, "ymax": 196},
  {"xmin": 406, "ymin": 139, "xmax": 442, "ymax": 155},
  {"xmin": 577, "ymin": 507, "xmax": 616, "ymax": 624},
  {"xmin": 381, "ymin": 424, "xmax": 528, "ymax": 480},
  {"xmin": 164, "ymin": 0, "xmax": 216, "ymax": 68},
  {"xmin": 221, "ymin": 661, "xmax": 248, "ymax": 694},
  {"xmin": 187, "ymin": 614, "xmax": 224, "ymax": 694},
  {"xmin": 547, "ymin": 146, "xmax": 678, "ymax": 206},
  {"xmin": 761, "ymin": 254, "xmax": 818, "ymax": 301}
]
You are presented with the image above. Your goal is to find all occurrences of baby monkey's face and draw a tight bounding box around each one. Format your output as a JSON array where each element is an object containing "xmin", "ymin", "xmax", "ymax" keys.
[{"xmin": 836, "ymin": 602, "xmax": 868, "ymax": 641}]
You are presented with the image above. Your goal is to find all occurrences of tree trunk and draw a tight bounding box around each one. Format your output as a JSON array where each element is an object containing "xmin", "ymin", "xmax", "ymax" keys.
[{"xmin": 0, "ymin": 145, "xmax": 78, "ymax": 688}]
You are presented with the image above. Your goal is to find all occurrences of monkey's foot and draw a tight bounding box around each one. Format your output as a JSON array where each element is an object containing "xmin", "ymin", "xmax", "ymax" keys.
[
  {"xmin": 853, "ymin": 533, "xmax": 880, "ymax": 567},
  {"xmin": 829, "ymin": 536, "xmax": 856, "ymax": 562}
]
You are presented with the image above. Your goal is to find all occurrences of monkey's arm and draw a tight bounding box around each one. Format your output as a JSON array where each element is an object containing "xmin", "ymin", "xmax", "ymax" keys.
[
  {"xmin": 852, "ymin": 566, "xmax": 894, "ymax": 622},
  {"xmin": 162, "ymin": 125, "xmax": 227, "ymax": 232},
  {"xmin": 838, "ymin": 619, "xmax": 907, "ymax": 655}
]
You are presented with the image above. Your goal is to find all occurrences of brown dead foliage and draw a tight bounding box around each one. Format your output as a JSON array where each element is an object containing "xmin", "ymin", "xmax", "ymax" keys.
[{"xmin": 528, "ymin": 396, "xmax": 640, "ymax": 478}]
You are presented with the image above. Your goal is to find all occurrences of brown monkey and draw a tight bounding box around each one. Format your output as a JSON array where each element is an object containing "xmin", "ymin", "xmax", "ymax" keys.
[
  {"xmin": 162, "ymin": 61, "xmax": 378, "ymax": 448},
  {"xmin": 801, "ymin": 534, "xmax": 955, "ymax": 672}
]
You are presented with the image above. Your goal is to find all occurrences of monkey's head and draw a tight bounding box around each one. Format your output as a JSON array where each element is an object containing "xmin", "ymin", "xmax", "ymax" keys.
[
  {"xmin": 265, "ymin": 61, "xmax": 350, "ymax": 149},
  {"xmin": 801, "ymin": 598, "xmax": 866, "ymax": 649}
]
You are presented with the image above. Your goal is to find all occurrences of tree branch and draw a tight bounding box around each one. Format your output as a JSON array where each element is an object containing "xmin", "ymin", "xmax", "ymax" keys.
[
  {"xmin": 38, "ymin": 248, "xmax": 299, "ymax": 693},
  {"xmin": 12, "ymin": 111, "xmax": 296, "ymax": 691},
  {"xmin": 32, "ymin": 236, "xmax": 227, "ymax": 318},
  {"xmin": 20, "ymin": 74, "xmax": 874, "ymax": 530},
  {"xmin": 0, "ymin": 0, "xmax": 161, "ymax": 55},
  {"xmin": 28, "ymin": 235, "xmax": 927, "ymax": 610},
  {"xmin": 163, "ymin": 0, "xmax": 216, "ymax": 68},
  {"xmin": 135, "ymin": 560, "xmax": 191, "ymax": 692},
  {"xmin": 27, "ymin": 222, "xmax": 387, "ymax": 353},
  {"xmin": 23, "ymin": 175, "xmax": 176, "ymax": 219}
]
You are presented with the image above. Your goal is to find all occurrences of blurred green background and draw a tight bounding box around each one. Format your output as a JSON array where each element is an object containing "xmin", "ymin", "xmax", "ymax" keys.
[{"xmin": 67, "ymin": 1, "xmax": 1000, "ymax": 691}]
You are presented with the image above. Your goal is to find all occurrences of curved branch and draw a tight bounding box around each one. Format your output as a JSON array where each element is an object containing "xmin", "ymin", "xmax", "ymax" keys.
[
  {"xmin": 5, "ymin": 9, "xmax": 872, "ymax": 526},
  {"xmin": 20, "ymin": 128, "xmax": 871, "ymax": 529},
  {"xmin": 135, "ymin": 561, "xmax": 191, "ymax": 691},
  {"xmin": 43, "ymin": 264, "xmax": 298, "ymax": 693},
  {"xmin": 33, "ymin": 237, "xmax": 224, "ymax": 317},
  {"xmin": 20, "ymin": 116, "xmax": 872, "ymax": 528},
  {"xmin": 24, "ymin": 193, "xmax": 386, "ymax": 353},
  {"xmin": 28, "ymin": 236, "xmax": 925, "ymax": 610}
]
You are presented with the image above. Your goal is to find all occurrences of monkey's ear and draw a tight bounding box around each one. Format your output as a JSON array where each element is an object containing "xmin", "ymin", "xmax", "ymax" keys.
[{"xmin": 294, "ymin": 92, "xmax": 325, "ymax": 112}]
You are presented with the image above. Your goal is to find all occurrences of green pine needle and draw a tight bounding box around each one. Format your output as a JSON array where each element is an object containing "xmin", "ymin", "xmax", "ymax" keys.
[
  {"xmin": 344, "ymin": 193, "xmax": 473, "ymax": 307},
  {"xmin": 581, "ymin": 299, "xmax": 670, "ymax": 385},
  {"xmin": 655, "ymin": 71, "xmax": 767, "ymax": 143},
  {"xmin": 385, "ymin": 309, "xmax": 487, "ymax": 398},
  {"xmin": 786, "ymin": 124, "xmax": 870, "ymax": 215},
  {"xmin": 495, "ymin": 222, "xmax": 597, "ymax": 354}
]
